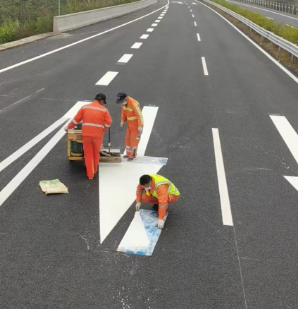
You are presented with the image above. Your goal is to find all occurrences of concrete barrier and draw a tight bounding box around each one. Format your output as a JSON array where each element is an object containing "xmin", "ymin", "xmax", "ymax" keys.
[{"xmin": 53, "ymin": 0, "xmax": 157, "ymax": 33}]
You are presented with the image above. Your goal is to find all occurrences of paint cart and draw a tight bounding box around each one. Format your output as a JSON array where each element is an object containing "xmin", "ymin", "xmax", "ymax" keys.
[{"xmin": 66, "ymin": 128, "xmax": 122, "ymax": 163}]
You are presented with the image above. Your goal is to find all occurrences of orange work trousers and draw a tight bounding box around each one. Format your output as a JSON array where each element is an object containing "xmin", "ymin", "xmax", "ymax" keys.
[
  {"xmin": 83, "ymin": 135, "xmax": 103, "ymax": 179},
  {"xmin": 125, "ymin": 126, "xmax": 140, "ymax": 158}
]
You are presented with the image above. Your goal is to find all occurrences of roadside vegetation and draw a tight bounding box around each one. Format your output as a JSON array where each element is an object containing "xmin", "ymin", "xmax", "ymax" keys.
[{"xmin": 0, "ymin": 0, "xmax": 138, "ymax": 44}]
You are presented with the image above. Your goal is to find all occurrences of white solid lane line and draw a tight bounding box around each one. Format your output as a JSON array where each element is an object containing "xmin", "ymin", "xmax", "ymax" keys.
[
  {"xmin": 0, "ymin": 101, "xmax": 87, "ymax": 173},
  {"xmin": 96, "ymin": 71, "xmax": 118, "ymax": 85},
  {"xmin": 131, "ymin": 42, "xmax": 143, "ymax": 49},
  {"xmin": 212, "ymin": 128, "xmax": 234, "ymax": 226},
  {"xmin": 194, "ymin": 21, "xmax": 197, "ymax": 26},
  {"xmin": 0, "ymin": 1, "xmax": 170, "ymax": 74},
  {"xmin": 201, "ymin": 57, "xmax": 208, "ymax": 75},
  {"xmin": 118, "ymin": 54, "xmax": 133, "ymax": 63},
  {"xmin": 270, "ymin": 115, "xmax": 298, "ymax": 164},
  {"xmin": 197, "ymin": 33, "xmax": 201, "ymax": 41},
  {"xmin": 140, "ymin": 34, "xmax": 149, "ymax": 39},
  {"xmin": 151, "ymin": 23, "xmax": 158, "ymax": 26},
  {"xmin": 147, "ymin": 28, "xmax": 154, "ymax": 32}
]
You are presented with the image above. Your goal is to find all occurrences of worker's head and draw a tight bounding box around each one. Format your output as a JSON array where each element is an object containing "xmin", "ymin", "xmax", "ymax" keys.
[
  {"xmin": 116, "ymin": 92, "xmax": 128, "ymax": 105},
  {"xmin": 95, "ymin": 93, "xmax": 107, "ymax": 104},
  {"xmin": 140, "ymin": 175, "xmax": 152, "ymax": 191}
]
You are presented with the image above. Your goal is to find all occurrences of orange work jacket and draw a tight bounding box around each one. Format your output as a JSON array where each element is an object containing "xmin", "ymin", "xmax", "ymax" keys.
[
  {"xmin": 68, "ymin": 101, "xmax": 112, "ymax": 137},
  {"xmin": 121, "ymin": 97, "xmax": 143, "ymax": 129}
]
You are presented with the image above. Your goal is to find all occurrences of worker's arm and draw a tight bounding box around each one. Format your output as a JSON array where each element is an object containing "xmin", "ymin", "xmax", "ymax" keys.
[
  {"xmin": 121, "ymin": 106, "xmax": 127, "ymax": 123},
  {"xmin": 156, "ymin": 184, "xmax": 169, "ymax": 220},
  {"xmin": 104, "ymin": 109, "xmax": 112, "ymax": 131},
  {"xmin": 133, "ymin": 103, "xmax": 144, "ymax": 129},
  {"xmin": 67, "ymin": 108, "xmax": 83, "ymax": 129},
  {"xmin": 136, "ymin": 184, "xmax": 145, "ymax": 203}
]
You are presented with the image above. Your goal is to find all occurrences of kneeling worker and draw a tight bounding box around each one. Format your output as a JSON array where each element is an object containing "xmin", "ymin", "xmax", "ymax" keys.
[
  {"xmin": 65, "ymin": 93, "xmax": 112, "ymax": 179},
  {"xmin": 135, "ymin": 174, "xmax": 180, "ymax": 229}
]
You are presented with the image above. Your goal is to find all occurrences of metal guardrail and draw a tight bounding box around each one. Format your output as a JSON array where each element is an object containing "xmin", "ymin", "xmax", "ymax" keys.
[
  {"xmin": 235, "ymin": 0, "xmax": 298, "ymax": 15},
  {"xmin": 203, "ymin": 0, "xmax": 298, "ymax": 58}
]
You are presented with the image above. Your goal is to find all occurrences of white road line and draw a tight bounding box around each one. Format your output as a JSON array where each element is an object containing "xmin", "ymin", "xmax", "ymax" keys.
[
  {"xmin": 0, "ymin": 101, "xmax": 88, "ymax": 173},
  {"xmin": 0, "ymin": 1, "xmax": 169, "ymax": 74},
  {"xmin": 155, "ymin": 20, "xmax": 161, "ymax": 22},
  {"xmin": 192, "ymin": 14, "xmax": 195, "ymax": 17},
  {"xmin": 190, "ymin": 9, "xmax": 193, "ymax": 11},
  {"xmin": 36, "ymin": 88, "xmax": 45, "ymax": 93},
  {"xmin": 194, "ymin": 21, "xmax": 197, "ymax": 26},
  {"xmin": 96, "ymin": 71, "xmax": 118, "ymax": 85},
  {"xmin": 197, "ymin": 0, "xmax": 298, "ymax": 84},
  {"xmin": 0, "ymin": 95, "xmax": 32, "ymax": 112},
  {"xmin": 151, "ymin": 23, "xmax": 158, "ymax": 26},
  {"xmin": 118, "ymin": 54, "xmax": 133, "ymax": 63},
  {"xmin": 212, "ymin": 128, "xmax": 233, "ymax": 226},
  {"xmin": 197, "ymin": 33, "xmax": 201, "ymax": 41},
  {"xmin": 157, "ymin": 17, "xmax": 163, "ymax": 19},
  {"xmin": 147, "ymin": 28, "xmax": 154, "ymax": 32},
  {"xmin": 131, "ymin": 42, "xmax": 143, "ymax": 49},
  {"xmin": 270, "ymin": 115, "xmax": 298, "ymax": 164},
  {"xmin": 201, "ymin": 57, "xmax": 208, "ymax": 75},
  {"xmin": 140, "ymin": 34, "xmax": 149, "ymax": 39}
]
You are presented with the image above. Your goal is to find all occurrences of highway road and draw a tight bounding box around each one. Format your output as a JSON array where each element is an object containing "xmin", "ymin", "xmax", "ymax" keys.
[
  {"xmin": 223, "ymin": 0, "xmax": 298, "ymax": 27},
  {"xmin": 1, "ymin": 0, "xmax": 298, "ymax": 308}
]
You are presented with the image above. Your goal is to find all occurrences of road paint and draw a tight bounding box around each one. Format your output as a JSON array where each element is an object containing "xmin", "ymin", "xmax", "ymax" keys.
[
  {"xmin": 197, "ymin": 1, "xmax": 298, "ymax": 84},
  {"xmin": 197, "ymin": 33, "xmax": 201, "ymax": 41},
  {"xmin": 284, "ymin": 176, "xmax": 298, "ymax": 192},
  {"xmin": 147, "ymin": 28, "xmax": 155, "ymax": 32},
  {"xmin": 96, "ymin": 71, "xmax": 118, "ymax": 85},
  {"xmin": 155, "ymin": 20, "xmax": 161, "ymax": 22},
  {"xmin": 0, "ymin": 1, "xmax": 169, "ymax": 74},
  {"xmin": 36, "ymin": 88, "xmax": 45, "ymax": 93},
  {"xmin": 270, "ymin": 115, "xmax": 298, "ymax": 164},
  {"xmin": 131, "ymin": 42, "xmax": 143, "ymax": 49},
  {"xmin": 194, "ymin": 21, "xmax": 197, "ymax": 26},
  {"xmin": 157, "ymin": 17, "xmax": 163, "ymax": 19},
  {"xmin": 201, "ymin": 57, "xmax": 208, "ymax": 75},
  {"xmin": 212, "ymin": 128, "xmax": 233, "ymax": 226},
  {"xmin": 140, "ymin": 34, "xmax": 149, "ymax": 39},
  {"xmin": 118, "ymin": 54, "xmax": 133, "ymax": 63},
  {"xmin": 151, "ymin": 23, "xmax": 158, "ymax": 26},
  {"xmin": 192, "ymin": 14, "xmax": 195, "ymax": 17},
  {"xmin": 0, "ymin": 101, "xmax": 88, "ymax": 173},
  {"xmin": 99, "ymin": 106, "xmax": 162, "ymax": 243},
  {"xmin": 0, "ymin": 95, "xmax": 32, "ymax": 112},
  {"xmin": 190, "ymin": 9, "xmax": 193, "ymax": 11}
]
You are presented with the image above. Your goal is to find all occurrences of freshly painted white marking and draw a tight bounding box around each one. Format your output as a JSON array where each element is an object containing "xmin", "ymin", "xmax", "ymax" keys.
[
  {"xmin": 117, "ymin": 212, "xmax": 150, "ymax": 249},
  {"xmin": 197, "ymin": 0, "xmax": 298, "ymax": 84},
  {"xmin": 147, "ymin": 28, "xmax": 154, "ymax": 32},
  {"xmin": 155, "ymin": 20, "xmax": 161, "ymax": 22},
  {"xmin": 0, "ymin": 1, "xmax": 169, "ymax": 74},
  {"xmin": 194, "ymin": 21, "xmax": 197, "ymax": 26},
  {"xmin": 270, "ymin": 115, "xmax": 298, "ymax": 164},
  {"xmin": 197, "ymin": 33, "xmax": 201, "ymax": 41},
  {"xmin": 0, "ymin": 101, "xmax": 88, "ymax": 173},
  {"xmin": 100, "ymin": 106, "xmax": 161, "ymax": 243},
  {"xmin": 151, "ymin": 23, "xmax": 158, "ymax": 27},
  {"xmin": 96, "ymin": 71, "xmax": 118, "ymax": 85},
  {"xmin": 212, "ymin": 128, "xmax": 233, "ymax": 226},
  {"xmin": 118, "ymin": 54, "xmax": 133, "ymax": 63},
  {"xmin": 140, "ymin": 34, "xmax": 149, "ymax": 39},
  {"xmin": 131, "ymin": 42, "xmax": 143, "ymax": 49},
  {"xmin": 201, "ymin": 57, "xmax": 208, "ymax": 75},
  {"xmin": 285, "ymin": 176, "xmax": 298, "ymax": 192},
  {"xmin": 192, "ymin": 14, "xmax": 194, "ymax": 17}
]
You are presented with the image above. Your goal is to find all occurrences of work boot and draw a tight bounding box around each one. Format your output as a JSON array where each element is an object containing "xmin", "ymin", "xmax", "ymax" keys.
[
  {"xmin": 152, "ymin": 204, "xmax": 158, "ymax": 211},
  {"xmin": 127, "ymin": 157, "xmax": 134, "ymax": 161},
  {"xmin": 123, "ymin": 155, "xmax": 129, "ymax": 158}
]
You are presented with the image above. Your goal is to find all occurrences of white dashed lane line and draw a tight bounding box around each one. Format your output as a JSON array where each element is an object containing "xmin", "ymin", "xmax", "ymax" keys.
[
  {"xmin": 201, "ymin": 57, "xmax": 208, "ymax": 75},
  {"xmin": 197, "ymin": 33, "xmax": 201, "ymax": 41},
  {"xmin": 140, "ymin": 34, "xmax": 149, "ymax": 39},
  {"xmin": 131, "ymin": 42, "xmax": 143, "ymax": 49},
  {"xmin": 147, "ymin": 28, "xmax": 154, "ymax": 32},
  {"xmin": 96, "ymin": 71, "xmax": 118, "ymax": 85},
  {"xmin": 117, "ymin": 54, "xmax": 133, "ymax": 63}
]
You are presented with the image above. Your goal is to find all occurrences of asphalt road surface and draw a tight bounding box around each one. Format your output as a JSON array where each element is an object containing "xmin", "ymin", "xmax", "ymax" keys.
[
  {"xmin": 1, "ymin": 0, "xmax": 298, "ymax": 308},
  {"xmin": 223, "ymin": 0, "xmax": 298, "ymax": 27}
]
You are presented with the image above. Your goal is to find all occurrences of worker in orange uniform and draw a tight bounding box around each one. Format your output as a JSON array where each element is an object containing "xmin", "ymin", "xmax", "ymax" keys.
[
  {"xmin": 116, "ymin": 93, "xmax": 144, "ymax": 161},
  {"xmin": 65, "ymin": 93, "xmax": 112, "ymax": 179},
  {"xmin": 135, "ymin": 174, "xmax": 180, "ymax": 229}
]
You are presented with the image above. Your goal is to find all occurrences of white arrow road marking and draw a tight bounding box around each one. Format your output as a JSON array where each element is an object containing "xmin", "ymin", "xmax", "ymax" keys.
[
  {"xmin": 212, "ymin": 128, "xmax": 233, "ymax": 226},
  {"xmin": 0, "ymin": 101, "xmax": 88, "ymax": 173},
  {"xmin": 99, "ymin": 106, "xmax": 164, "ymax": 243},
  {"xmin": 0, "ymin": 101, "xmax": 89, "ymax": 206},
  {"xmin": 270, "ymin": 115, "xmax": 298, "ymax": 164}
]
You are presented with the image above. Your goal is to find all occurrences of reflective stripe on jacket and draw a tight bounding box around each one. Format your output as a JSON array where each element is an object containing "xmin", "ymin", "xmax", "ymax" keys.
[
  {"xmin": 121, "ymin": 97, "xmax": 144, "ymax": 128},
  {"xmin": 68, "ymin": 101, "xmax": 112, "ymax": 137}
]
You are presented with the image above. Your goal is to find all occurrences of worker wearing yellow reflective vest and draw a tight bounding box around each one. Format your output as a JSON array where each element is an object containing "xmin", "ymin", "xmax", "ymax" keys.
[
  {"xmin": 117, "ymin": 93, "xmax": 144, "ymax": 161},
  {"xmin": 135, "ymin": 174, "xmax": 180, "ymax": 229}
]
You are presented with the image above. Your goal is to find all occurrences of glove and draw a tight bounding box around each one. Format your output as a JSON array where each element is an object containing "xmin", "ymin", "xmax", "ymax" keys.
[
  {"xmin": 120, "ymin": 122, "xmax": 124, "ymax": 128},
  {"xmin": 157, "ymin": 219, "xmax": 165, "ymax": 229},
  {"xmin": 136, "ymin": 202, "xmax": 141, "ymax": 211},
  {"xmin": 138, "ymin": 127, "xmax": 143, "ymax": 134},
  {"xmin": 64, "ymin": 125, "xmax": 68, "ymax": 131}
]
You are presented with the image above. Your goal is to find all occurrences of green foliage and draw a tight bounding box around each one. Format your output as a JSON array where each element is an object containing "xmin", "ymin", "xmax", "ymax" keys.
[
  {"xmin": 0, "ymin": 0, "xmax": 138, "ymax": 44},
  {"xmin": 210, "ymin": 0, "xmax": 298, "ymax": 45}
]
